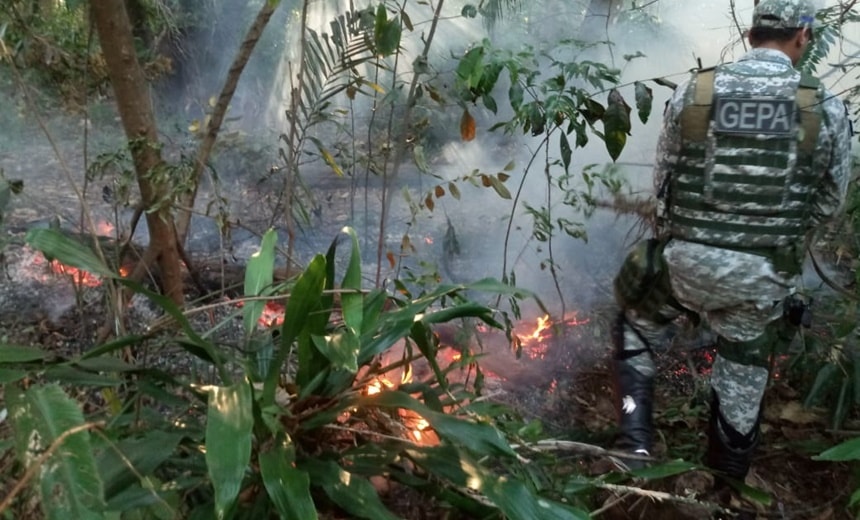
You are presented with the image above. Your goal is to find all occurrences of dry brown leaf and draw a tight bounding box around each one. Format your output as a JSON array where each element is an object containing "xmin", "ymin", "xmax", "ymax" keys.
[
  {"xmin": 778, "ymin": 400, "xmax": 823, "ymax": 425},
  {"xmin": 460, "ymin": 108, "xmax": 476, "ymax": 141}
]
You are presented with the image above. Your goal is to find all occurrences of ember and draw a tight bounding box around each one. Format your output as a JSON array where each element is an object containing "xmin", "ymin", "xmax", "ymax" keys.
[
  {"xmin": 26, "ymin": 248, "xmax": 106, "ymax": 288},
  {"xmin": 258, "ymin": 301, "xmax": 285, "ymax": 327},
  {"xmin": 234, "ymin": 300, "xmax": 286, "ymax": 328},
  {"xmin": 96, "ymin": 220, "xmax": 115, "ymax": 236}
]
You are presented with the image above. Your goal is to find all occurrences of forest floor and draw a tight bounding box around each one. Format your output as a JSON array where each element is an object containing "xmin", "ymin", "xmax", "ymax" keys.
[{"xmin": 0, "ymin": 249, "xmax": 855, "ymax": 520}]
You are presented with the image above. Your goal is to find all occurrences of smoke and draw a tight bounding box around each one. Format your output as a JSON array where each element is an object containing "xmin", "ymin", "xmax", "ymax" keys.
[{"xmin": 3, "ymin": 0, "xmax": 856, "ymax": 321}]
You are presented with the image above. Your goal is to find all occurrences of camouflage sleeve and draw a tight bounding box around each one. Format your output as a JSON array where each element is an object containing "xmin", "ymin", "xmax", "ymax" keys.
[
  {"xmin": 652, "ymin": 77, "xmax": 694, "ymax": 195},
  {"xmin": 811, "ymin": 89, "xmax": 853, "ymax": 222}
]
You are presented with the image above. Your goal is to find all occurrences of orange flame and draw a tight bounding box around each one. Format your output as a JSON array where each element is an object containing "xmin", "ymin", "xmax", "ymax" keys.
[
  {"xmin": 50, "ymin": 261, "xmax": 103, "ymax": 288},
  {"xmin": 366, "ymin": 377, "xmax": 395, "ymax": 396},
  {"xmin": 234, "ymin": 300, "xmax": 286, "ymax": 328},
  {"xmin": 515, "ymin": 312, "xmax": 589, "ymax": 360},
  {"xmin": 258, "ymin": 301, "xmax": 285, "ymax": 327},
  {"xmin": 96, "ymin": 221, "xmax": 115, "ymax": 236}
]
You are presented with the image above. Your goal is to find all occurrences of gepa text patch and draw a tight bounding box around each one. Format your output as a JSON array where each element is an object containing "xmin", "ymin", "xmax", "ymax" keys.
[{"xmin": 713, "ymin": 98, "xmax": 795, "ymax": 135}]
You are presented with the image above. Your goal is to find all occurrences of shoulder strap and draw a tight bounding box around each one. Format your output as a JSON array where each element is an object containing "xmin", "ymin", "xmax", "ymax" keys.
[
  {"xmin": 796, "ymin": 76, "xmax": 822, "ymax": 154},
  {"xmin": 679, "ymin": 68, "xmax": 715, "ymax": 142}
]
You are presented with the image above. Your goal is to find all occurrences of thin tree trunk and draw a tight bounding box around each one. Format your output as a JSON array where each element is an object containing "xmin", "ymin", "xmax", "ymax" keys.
[
  {"xmin": 580, "ymin": 0, "xmax": 623, "ymax": 41},
  {"xmin": 376, "ymin": 0, "xmax": 445, "ymax": 285},
  {"xmin": 91, "ymin": 0, "xmax": 184, "ymax": 305},
  {"xmin": 174, "ymin": 1, "xmax": 279, "ymax": 246}
]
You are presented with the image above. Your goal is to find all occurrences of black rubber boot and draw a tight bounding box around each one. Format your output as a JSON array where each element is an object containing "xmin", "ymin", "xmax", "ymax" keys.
[
  {"xmin": 610, "ymin": 312, "xmax": 655, "ymax": 471},
  {"xmin": 614, "ymin": 360, "xmax": 654, "ymax": 458},
  {"xmin": 706, "ymin": 390, "xmax": 760, "ymax": 483}
]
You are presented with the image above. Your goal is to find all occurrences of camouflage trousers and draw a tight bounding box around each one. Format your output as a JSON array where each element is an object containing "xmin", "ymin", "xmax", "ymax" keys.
[{"xmin": 614, "ymin": 239, "xmax": 798, "ymax": 435}]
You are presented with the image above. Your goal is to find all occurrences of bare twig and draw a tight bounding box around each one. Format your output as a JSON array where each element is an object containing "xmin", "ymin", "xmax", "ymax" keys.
[
  {"xmin": 729, "ymin": 0, "xmax": 749, "ymax": 54},
  {"xmin": 175, "ymin": 0, "xmax": 279, "ymax": 245},
  {"xmin": 593, "ymin": 482, "xmax": 728, "ymax": 516},
  {"xmin": 377, "ymin": 0, "xmax": 446, "ymax": 285},
  {"xmin": 0, "ymin": 421, "xmax": 106, "ymax": 514}
]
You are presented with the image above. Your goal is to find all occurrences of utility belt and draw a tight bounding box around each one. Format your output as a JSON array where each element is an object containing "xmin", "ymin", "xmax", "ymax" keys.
[
  {"xmin": 614, "ymin": 236, "xmax": 805, "ymax": 322},
  {"xmin": 706, "ymin": 242, "xmax": 805, "ymax": 277}
]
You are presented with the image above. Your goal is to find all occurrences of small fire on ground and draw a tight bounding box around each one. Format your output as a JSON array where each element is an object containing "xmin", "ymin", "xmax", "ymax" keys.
[
  {"xmin": 362, "ymin": 312, "xmax": 589, "ymax": 445},
  {"xmin": 24, "ymin": 246, "xmax": 128, "ymax": 288},
  {"xmin": 515, "ymin": 312, "xmax": 589, "ymax": 360}
]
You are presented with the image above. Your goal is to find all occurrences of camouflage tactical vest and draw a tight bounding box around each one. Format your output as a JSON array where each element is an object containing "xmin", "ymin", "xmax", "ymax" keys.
[{"xmin": 668, "ymin": 65, "xmax": 822, "ymax": 272}]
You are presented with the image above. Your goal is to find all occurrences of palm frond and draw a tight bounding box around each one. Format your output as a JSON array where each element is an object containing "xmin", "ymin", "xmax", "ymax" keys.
[{"xmin": 288, "ymin": 5, "xmax": 376, "ymax": 130}]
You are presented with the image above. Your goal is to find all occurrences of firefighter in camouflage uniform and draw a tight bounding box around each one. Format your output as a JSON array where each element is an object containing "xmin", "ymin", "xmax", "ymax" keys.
[{"xmin": 611, "ymin": 0, "xmax": 853, "ymax": 485}]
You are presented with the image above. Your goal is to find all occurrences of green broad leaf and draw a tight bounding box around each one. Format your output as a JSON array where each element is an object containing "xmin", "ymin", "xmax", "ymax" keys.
[
  {"xmin": 277, "ymin": 254, "xmax": 327, "ymax": 396},
  {"xmin": 373, "ymin": 5, "xmax": 401, "ymax": 57},
  {"xmin": 205, "ymin": 381, "xmax": 253, "ymax": 519},
  {"xmin": 0, "ymin": 367, "xmax": 27, "ymax": 383},
  {"xmin": 306, "ymin": 460, "xmax": 400, "ymax": 520},
  {"xmin": 509, "ymin": 80, "xmax": 524, "ymax": 111},
  {"xmin": 104, "ymin": 483, "xmax": 179, "ymax": 517},
  {"xmin": 8, "ymin": 384, "xmax": 105, "ymax": 519},
  {"xmin": 853, "ymin": 356, "xmax": 860, "ymax": 406},
  {"xmin": 834, "ymin": 378, "xmax": 851, "ymax": 429},
  {"xmin": 243, "ymin": 228, "xmax": 277, "ymax": 337},
  {"xmin": 559, "ymin": 132, "xmax": 572, "ymax": 173},
  {"xmin": 421, "ymin": 302, "xmax": 495, "ymax": 325},
  {"xmin": 311, "ymin": 332, "xmax": 359, "ymax": 373},
  {"xmin": 630, "ymin": 459, "xmax": 698, "ymax": 480},
  {"xmin": 456, "ymin": 46, "xmax": 485, "ymax": 91},
  {"xmin": 466, "ymin": 277, "xmax": 538, "ymax": 300},
  {"xmin": 45, "ymin": 366, "xmax": 122, "ymax": 386},
  {"xmin": 482, "ymin": 93, "xmax": 498, "ymax": 114},
  {"xmin": 0, "ymin": 344, "xmax": 47, "ymax": 363},
  {"xmin": 26, "ymin": 228, "xmax": 116, "ymax": 278},
  {"xmin": 259, "ymin": 443, "xmax": 318, "ymax": 520},
  {"xmin": 476, "ymin": 63, "xmax": 502, "ymax": 97},
  {"xmin": 281, "ymin": 255, "xmax": 327, "ymax": 355},
  {"xmin": 73, "ymin": 357, "xmax": 138, "ymax": 373},
  {"xmin": 634, "ymin": 81, "xmax": 653, "ymax": 124},
  {"xmin": 405, "ymin": 445, "xmax": 480, "ymax": 487},
  {"xmin": 602, "ymin": 89, "xmax": 632, "ymax": 161},
  {"xmin": 579, "ymin": 98, "xmax": 605, "ymax": 124},
  {"xmin": 481, "ymin": 475, "xmax": 589, "ymax": 520},
  {"xmin": 734, "ymin": 481, "xmax": 772, "ymax": 506},
  {"xmin": 850, "ymin": 488, "xmax": 860, "ymax": 508},
  {"xmin": 81, "ymin": 335, "xmax": 146, "ymax": 360},
  {"xmin": 97, "ymin": 430, "xmax": 184, "ymax": 500},
  {"xmin": 400, "ymin": 8, "xmax": 413, "ymax": 31},
  {"xmin": 813, "ymin": 436, "xmax": 860, "ymax": 461},
  {"xmin": 365, "ymin": 391, "xmax": 515, "ymax": 457},
  {"xmin": 804, "ymin": 363, "xmax": 838, "ymax": 407},
  {"xmin": 340, "ymin": 227, "xmax": 363, "ymax": 337},
  {"xmin": 461, "ymin": 4, "xmax": 478, "ymax": 17},
  {"xmin": 563, "ymin": 474, "xmax": 598, "ymax": 495},
  {"xmin": 406, "ymin": 447, "xmax": 587, "ymax": 519},
  {"xmin": 527, "ymin": 103, "xmax": 545, "ymax": 135}
]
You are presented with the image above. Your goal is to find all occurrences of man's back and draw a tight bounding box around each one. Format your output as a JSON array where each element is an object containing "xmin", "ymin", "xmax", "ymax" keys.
[{"xmin": 654, "ymin": 47, "xmax": 851, "ymax": 322}]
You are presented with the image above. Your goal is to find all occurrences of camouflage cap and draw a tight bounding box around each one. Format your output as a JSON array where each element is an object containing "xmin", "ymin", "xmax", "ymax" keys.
[{"xmin": 752, "ymin": 0, "xmax": 817, "ymax": 29}]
